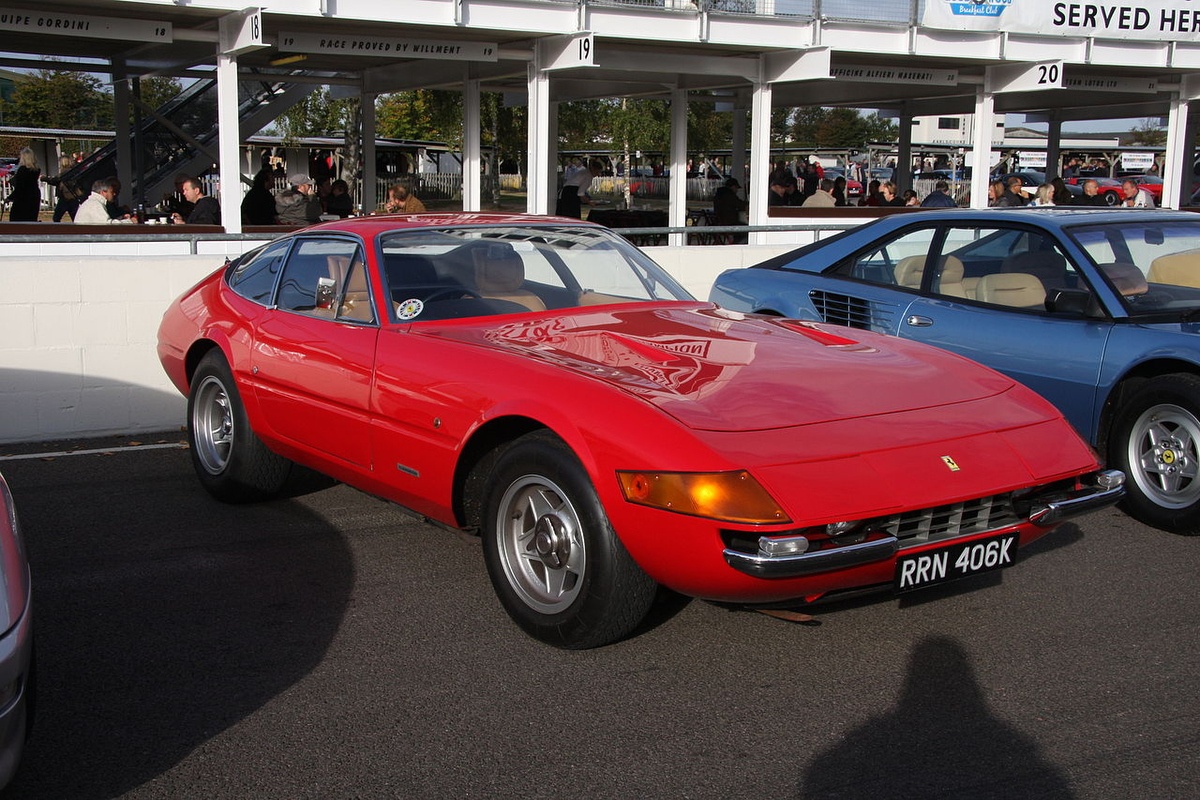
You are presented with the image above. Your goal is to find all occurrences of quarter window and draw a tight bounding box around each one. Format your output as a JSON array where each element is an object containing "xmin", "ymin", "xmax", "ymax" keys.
[{"xmin": 228, "ymin": 239, "xmax": 290, "ymax": 305}]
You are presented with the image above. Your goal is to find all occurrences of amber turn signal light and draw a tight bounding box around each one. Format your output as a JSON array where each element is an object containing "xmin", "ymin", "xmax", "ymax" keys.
[{"xmin": 616, "ymin": 470, "xmax": 790, "ymax": 524}]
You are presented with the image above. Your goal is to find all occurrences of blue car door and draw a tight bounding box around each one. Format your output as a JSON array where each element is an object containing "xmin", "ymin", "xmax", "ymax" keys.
[
  {"xmin": 806, "ymin": 223, "xmax": 937, "ymax": 336},
  {"xmin": 894, "ymin": 222, "xmax": 1112, "ymax": 440}
]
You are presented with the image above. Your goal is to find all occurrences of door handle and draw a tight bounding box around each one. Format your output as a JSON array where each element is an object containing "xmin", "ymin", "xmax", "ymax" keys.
[{"xmin": 906, "ymin": 314, "xmax": 934, "ymax": 327}]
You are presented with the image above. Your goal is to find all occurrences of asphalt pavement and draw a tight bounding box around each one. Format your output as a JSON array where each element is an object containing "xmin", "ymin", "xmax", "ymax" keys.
[{"xmin": 0, "ymin": 434, "xmax": 1197, "ymax": 799}]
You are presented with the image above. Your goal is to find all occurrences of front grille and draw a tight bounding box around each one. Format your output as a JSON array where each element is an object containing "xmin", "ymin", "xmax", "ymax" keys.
[
  {"xmin": 721, "ymin": 491, "xmax": 1032, "ymax": 557},
  {"xmin": 809, "ymin": 290, "xmax": 893, "ymax": 331},
  {"xmin": 871, "ymin": 493, "xmax": 1021, "ymax": 547}
]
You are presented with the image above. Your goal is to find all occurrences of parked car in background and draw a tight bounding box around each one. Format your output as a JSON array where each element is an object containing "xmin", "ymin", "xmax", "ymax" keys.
[
  {"xmin": 711, "ymin": 208, "xmax": 1200, "ymax": 534},
  {"xmin": 0, "ymin": 471, "xmax": 33, "ymax": 789},
  {"xmin": 823, "ymin": 167, "xmax": 864, "ymax": 201},
  {"xmin": 158, "ymin": 213, "xmax": 1120, "ymax": 648}
]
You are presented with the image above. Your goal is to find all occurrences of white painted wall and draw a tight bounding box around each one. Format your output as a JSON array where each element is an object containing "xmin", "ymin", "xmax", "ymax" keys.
[{"xmin": 0, "ymin": 243, "xmax": 798, "ymax": 444}]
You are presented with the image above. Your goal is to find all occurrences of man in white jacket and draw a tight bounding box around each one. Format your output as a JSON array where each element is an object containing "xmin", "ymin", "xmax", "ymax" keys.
[{"xmin": 74, "ymin": 178, "xmax": 133, "ymax": 224}]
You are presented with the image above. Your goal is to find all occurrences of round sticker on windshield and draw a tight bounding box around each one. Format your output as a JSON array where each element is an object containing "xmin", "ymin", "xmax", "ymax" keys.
[{"xmin": 396, "ymin": 298, "xmax": 424, "ymax": 320}]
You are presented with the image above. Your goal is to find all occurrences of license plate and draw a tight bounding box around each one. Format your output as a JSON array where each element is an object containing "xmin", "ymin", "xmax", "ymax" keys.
[{"xmin": 894, "ymin": 532, "xmax": 1018, "ymax": 593}]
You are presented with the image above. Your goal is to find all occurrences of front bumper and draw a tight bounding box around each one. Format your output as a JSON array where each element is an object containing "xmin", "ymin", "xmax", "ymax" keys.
[{"xmin": 723, "ymin": 469, "xmax": 1124, "ymax": 579}]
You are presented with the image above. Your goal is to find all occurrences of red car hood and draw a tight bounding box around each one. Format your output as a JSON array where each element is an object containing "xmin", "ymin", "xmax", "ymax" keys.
[{"xmin": 420, "ymin": 303, "xmax": 1018, "ymax": 432}]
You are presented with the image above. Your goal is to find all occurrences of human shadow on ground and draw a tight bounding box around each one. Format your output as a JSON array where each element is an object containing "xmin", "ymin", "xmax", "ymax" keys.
[{"xmin": 799, "ymin": 635, "xmax": 1074, "ymax": 799}]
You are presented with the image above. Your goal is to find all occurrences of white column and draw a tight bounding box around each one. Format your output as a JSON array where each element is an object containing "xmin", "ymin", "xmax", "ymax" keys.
[
  {"xmin": 669, "ymin": 87, "xmax": 688, "ymax": 246},
  {"xmin": 526, "ymin": 59, "xmax": 552, "ymax": 215},
  {"xmin": 463, "ymin": 72, "xmax": 481, "ymax": 212},
  {"xmin": 969, "ymin": 85, "xmax": 996, "ymax": 208},
  {"xmin": 1163, "ymin": 94, "xmax": 1191, "ymax": 209},
  {"xmin": 748, "ymin": 78, "xmax": 773, "ymax": 243},
  {"xmin": 216, "ymin": 51, "xmax": 242, "ymax": 233},
  {"xmin": 362, "ymin": 93, "xmax": 377, "ymax": 213}
]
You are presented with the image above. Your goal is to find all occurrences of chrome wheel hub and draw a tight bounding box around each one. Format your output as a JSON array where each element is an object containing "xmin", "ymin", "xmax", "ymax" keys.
[
  {"xmin": 495, "ymin": 475, "xmax": 586, "ymax": 614},
  {"xmin": 1129, "ymin": 403, "xmax": 1200, "ymax": 509},
  {"xmin": 533, "ymin": 515, "xmax": 570, "ymax": 569},
  {"xmin": 192, "ymin": 375, "xmax": 234, "ymax": 475}
]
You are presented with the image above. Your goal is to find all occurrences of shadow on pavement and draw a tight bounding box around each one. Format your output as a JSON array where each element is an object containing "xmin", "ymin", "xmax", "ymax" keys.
[
  {"xmin": 799, "ymin": 635, "xmax": 1074, "ymax": 799},
  {"xmin": 2, "ymin": 447, "xmax": 354, "ymax": 798}
]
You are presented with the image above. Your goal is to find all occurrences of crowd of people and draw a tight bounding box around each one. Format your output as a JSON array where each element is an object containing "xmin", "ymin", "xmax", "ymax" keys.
[{"xmin": 3, "ymin": 148, "xmax": 436, "ymax": 225}]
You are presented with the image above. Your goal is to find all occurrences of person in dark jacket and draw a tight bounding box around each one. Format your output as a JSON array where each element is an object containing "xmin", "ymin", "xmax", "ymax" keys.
[
  {"xmin": 324, "ymin": 179, "xmax": 354, "ymax": 218},
  {"xmin": 171, "ymin": 178, "xmax": 220, "ymax": 225},
  {"xmin": 276, "ymin": 173, "xmax": 322, "ymax": 226},
  {"xmin": 920, "ymin": 180, "xmax": 958, "ymax": 208},
  {"xmin": 7, "ymin": 148, "xmax": 41, "ymax": 222},
  {"xmin": 240, "ymin": 168, "xmax": 278, "ymax": 225},
  {"xmin": 43, "ymin": 155, "xmax": 85, "ymax": 222}
]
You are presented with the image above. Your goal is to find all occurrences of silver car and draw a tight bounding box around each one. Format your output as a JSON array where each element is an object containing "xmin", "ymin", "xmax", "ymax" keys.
[{"xmin": 0, "ymin": 472, "xmax": 33, "ymax": 787}]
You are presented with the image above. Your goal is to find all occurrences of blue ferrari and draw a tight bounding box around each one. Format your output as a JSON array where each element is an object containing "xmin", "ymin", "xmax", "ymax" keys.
[{"xmin": 711, "ymin": 208, "xmax": 1200, "ymax": 534}]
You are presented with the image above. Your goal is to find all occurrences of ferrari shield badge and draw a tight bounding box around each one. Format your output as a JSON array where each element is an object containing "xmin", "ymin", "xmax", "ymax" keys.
[
  {"xmin": 397, "ymin": 298, "xmax": 424, "ymax": 320},
  {"xmin": 941, "ymin": 456, "xmax": 961, "ymax": 472}
]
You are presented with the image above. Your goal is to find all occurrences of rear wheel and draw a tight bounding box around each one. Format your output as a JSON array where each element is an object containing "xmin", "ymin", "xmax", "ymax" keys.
[
  {"xmin": 188, "ymin": 350, "xmax": 292, "ymax": 503},
  {"xmin": 481, "ymin": 432, "xmax": 657, "ymax": 649},
  {"xmin": 1110, "ymin": 374, "xmax": 1200, "ymax": 534}
]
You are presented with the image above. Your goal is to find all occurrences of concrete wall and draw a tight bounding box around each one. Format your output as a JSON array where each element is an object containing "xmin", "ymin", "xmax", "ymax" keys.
[{"xmin": 0, "ymin": 243, "xmax": 795, "ymax": 444}]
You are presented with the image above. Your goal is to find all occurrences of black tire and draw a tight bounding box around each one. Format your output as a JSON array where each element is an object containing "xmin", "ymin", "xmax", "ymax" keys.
[
  {"xmin": 480, "ymin": 431, "xmax": 658, "ymax": 649},
  {"xmin": 187, "ymin": 350, "xmax": 292, "ymax": 503},
  {"xmin": 1110, "ymin": 373, "xmax": 1200, "ymax": 535}
]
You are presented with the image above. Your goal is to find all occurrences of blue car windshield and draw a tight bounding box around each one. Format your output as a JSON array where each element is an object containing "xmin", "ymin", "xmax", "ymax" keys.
[{"xmin": 1070, "ymin": 220, "xmax": 1200, "ymax": 317}]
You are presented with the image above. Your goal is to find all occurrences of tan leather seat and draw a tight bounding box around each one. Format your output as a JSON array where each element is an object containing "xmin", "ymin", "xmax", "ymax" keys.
[
  {"xmin": 1148, "ymin": 250, "xmax": 1200, "ymax": 288},
  {"xmin": 1001, "ymin": 250, "xmax": 1067, "ymax": 291},
  {"xmin": 338, "ymin": 260, "xmax": 375, "ymax": 322},
  {"xmin": 935, "ymin": 255, "xmax": 968, "ymax": 299},
  {"xmin": 976, "ymin": 272, "xmax": 1046, "ymax": 308},
  {"xmin": 1097, "ymin": 262, "xmax": 1148, "ymax": 297},
  {"xmin": 472, "ymin": 250, "xmax": 546, "ymax": 312},
  {"xmin": 893, "ymin": 255, "xmax": 926, "ymax": 289}
]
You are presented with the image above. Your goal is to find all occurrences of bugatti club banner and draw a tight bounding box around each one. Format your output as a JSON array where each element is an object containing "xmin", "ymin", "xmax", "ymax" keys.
[{"xmin": 921, "ymin": 0, "xmax": 1200, "ymax": 42}]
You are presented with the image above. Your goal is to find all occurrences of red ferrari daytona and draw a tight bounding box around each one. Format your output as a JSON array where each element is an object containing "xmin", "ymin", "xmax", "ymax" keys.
[{"xmin": 157, "ymin": 213, "xmax": 1123, "ymax": 648}]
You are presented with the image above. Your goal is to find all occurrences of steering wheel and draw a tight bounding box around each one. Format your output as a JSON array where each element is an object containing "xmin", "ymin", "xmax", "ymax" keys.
[{"xmin": 424, "ymin": 288, "xmax": 482, "ymax": 303}]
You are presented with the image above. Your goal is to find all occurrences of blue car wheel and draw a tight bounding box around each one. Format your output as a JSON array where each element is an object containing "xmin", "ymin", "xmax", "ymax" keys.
[{"xmin": 1111, "ymin": 374, "xmax": 1200, "ymax": 535}]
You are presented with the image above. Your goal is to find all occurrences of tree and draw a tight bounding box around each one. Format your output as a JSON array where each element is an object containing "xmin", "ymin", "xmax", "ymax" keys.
[
  {"xmin": 0, "ymin": 70, "xmax": 112, "ymax": 130},
  {"xmin": 134, "ymin": 76, "xmax": 183, "ymax": 115},
  {"xmin": 1129, "ymin": 117, "xmax": 1166, "ymax": 147},
  {"xmin": 790, "ymin": 106, "xmax": 897, "ymax": 148},
  {"xmin": 271, "ymin": 86, "xmax": 357, "ymax": 142},
  {"xmin": 376, "ymin": 90, "xmax": 463, "ymax": 145}
]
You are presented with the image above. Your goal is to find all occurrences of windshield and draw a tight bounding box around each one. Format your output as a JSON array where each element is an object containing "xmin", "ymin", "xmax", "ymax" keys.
[
  {"xmin": 378, "ymin": 224, "xmax": 692, "ymax": 322},
  {"xmin": 1070, "ymin": 220, "xmax": 1200, "ymax": 317}
]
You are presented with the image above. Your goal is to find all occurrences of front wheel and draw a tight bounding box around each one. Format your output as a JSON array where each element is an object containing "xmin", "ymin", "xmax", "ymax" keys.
[
  {"xmin": 188, "ymin": 350, "xmax": 292, "ymax": 503},
  {"xmin": 481, "ymin": 432, "xmax": 657, "ymax": 649},
  {"xmin": 1110, "ymin": 374, "xmax": 1200, "ymax": 534}
]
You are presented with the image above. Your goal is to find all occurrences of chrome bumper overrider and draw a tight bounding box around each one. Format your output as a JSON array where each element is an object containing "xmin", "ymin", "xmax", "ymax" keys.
[{"xmin": 723, "ymin": 469, "xmax": 1125, "ymax": 579}]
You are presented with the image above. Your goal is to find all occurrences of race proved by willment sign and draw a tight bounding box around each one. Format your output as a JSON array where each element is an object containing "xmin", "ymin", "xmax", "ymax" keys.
[
  {"xmin": 922, "ymin": 0, "xmax": 1200, "ymax": 41},
  {"xmin": 278, "ymin": 32, "xmax": 498, "ymax": 61}
]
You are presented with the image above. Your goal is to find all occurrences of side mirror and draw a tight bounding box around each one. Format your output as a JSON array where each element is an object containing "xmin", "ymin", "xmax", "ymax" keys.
[
  {"xmin": 1046, "ymin": 288, "xmax": 1100, "ymax": 317},
  {"xmin": 315, "ymin": 276, "xmax": 336, "ymax": 310}
]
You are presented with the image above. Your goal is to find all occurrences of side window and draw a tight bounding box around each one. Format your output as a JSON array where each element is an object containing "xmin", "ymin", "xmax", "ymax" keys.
[
  {"xmin": 276, "ymin": 238, "xmax": 371, "ymax": 321},
  {"xmin": 227, "ymin": 239, "xmax": 290, "ymax": 305},
  {"xmin": 835, "ymin": 228, "xmax": 937, "ymax": 289},
  {"xmin": 939, "ymin": 227, "xmax": 1076, "ymax": 311}
]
